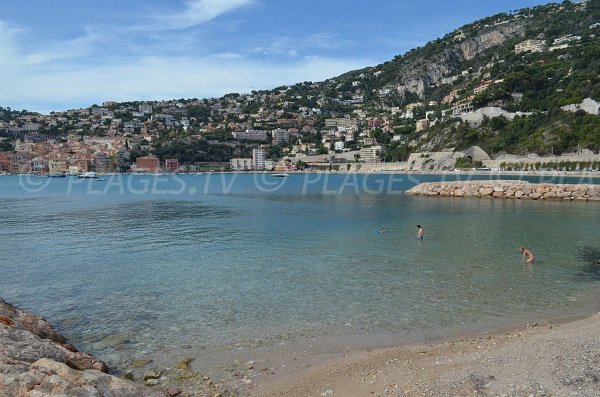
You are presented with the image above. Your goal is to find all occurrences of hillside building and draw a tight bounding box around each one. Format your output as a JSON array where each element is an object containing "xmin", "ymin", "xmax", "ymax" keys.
[
  {"xmin": 360, "ymin": 145, "xmax": 383, "ymax": 163},
  {"xmin": 272, "ymin": 128, "xmax": 289, "ymax": 145},
  {"xmin": 416, "ymin": 119, "xmax": 429, "ymax": 132},
  {"xmin": 515, "ymin": 39, "xmax": 546, "ymax": 54},
  {"xmin": 232, "ymin": 129, "xmax": 268, "ymax": 141}
]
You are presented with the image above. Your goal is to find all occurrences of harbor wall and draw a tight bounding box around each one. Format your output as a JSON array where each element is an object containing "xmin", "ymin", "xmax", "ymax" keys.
[{"xmin": 406, "ymin": 181, "xmax": 600, "ymax": 201}]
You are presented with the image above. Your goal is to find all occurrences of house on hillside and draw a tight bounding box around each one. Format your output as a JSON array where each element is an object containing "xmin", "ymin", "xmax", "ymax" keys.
[{"xmin": 515, "ymin": 39, "xmax": 546, "ymax": 54}]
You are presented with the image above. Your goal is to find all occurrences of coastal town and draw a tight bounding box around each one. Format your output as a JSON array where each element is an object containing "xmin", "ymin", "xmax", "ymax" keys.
[
  {"xmin": 2, "ymin": 2, "xmax": 600, "ymax": 397},
  {"xmin": 1, "ymin": 1, "xmax": 599, "ymax": 176}
]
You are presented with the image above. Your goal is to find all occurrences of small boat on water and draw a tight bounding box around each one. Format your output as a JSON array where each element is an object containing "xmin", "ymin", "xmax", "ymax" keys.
[
  {"xmin": 271, "ymin": 173, "xmax": 289, "ymax": 178},
  {"xmin": 48, "ymin": 173, "xmax": 67, "ymax": 178},
  {"xmin": 78, "ymin": 172, "xmax": 98, "ymax": 179}
]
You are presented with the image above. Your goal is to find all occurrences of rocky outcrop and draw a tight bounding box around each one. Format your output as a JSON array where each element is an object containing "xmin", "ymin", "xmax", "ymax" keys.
[
  {"xmin": 406, "ymin": 181, "xmax": 600, "ymax": 201},
  {"xmin": 394, "ymin": 22, "xmax": 525, "ymax": 100},
  {"xmin": 0, "ymin": 297, "xmax": 164, "ymax": 397}
]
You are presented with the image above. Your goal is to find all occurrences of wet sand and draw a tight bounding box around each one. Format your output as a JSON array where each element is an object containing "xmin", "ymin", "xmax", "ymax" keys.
[{"xmin": 252, "ymin": 313, "xmax": 600, "ymax": 397}]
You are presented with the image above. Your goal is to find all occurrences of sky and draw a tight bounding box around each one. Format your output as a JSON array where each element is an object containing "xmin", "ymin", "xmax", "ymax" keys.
[{"xmin": 0, "ymin": 0, "xmax": 555, "ymax": 114}]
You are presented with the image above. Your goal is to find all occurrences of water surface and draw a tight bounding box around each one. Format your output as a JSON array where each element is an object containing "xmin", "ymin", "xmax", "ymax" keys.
[{"xmin": 0, "ymin": 173, "xmax": 599, "ymax": 370}]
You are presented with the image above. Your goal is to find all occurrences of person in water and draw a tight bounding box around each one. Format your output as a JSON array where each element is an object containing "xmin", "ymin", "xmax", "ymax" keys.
[
  {"xmin": 380, "ymin": 227, "xmax": 386, "ymax": 235},
  {"xmin": 520, "ymin": 247, "xmax": 536, "ymax": 263},
  {"xmin": 417, "ymin": 225, "xmax": 424, "ymax": 240}
]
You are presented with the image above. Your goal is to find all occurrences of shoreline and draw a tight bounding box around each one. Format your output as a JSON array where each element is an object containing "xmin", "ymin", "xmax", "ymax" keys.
[
  {"xmin": 2, "ymin": 299, "xmax": 599, "ymax": 397},
  {"xmin": 251, "ymin": 310, "xmax": 600, "ymax": 397},
  {"xmin": 3, "ymin": 170, "xmax": 600, "ymax": 179}
]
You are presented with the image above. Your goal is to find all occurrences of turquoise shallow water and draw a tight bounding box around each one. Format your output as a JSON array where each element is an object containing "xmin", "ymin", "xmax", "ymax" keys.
[{"xmin": 0, "ymin": 173, "xmax": 599, "ymax": 369}]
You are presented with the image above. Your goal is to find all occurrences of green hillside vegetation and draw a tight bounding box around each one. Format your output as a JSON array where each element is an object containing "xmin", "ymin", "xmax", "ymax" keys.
[
  {"xmin": 2, "ymin": 0, "xmax": 600, "ymax": 165},
  {"xmin": 282, "ymin": 0, "xmax": 600, "ymax": 155}
]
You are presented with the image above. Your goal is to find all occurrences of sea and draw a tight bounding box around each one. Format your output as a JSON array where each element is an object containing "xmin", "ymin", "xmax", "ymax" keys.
[{"xmin": 1, "ymin": 173, "xmax": 599, "ymax": 380}]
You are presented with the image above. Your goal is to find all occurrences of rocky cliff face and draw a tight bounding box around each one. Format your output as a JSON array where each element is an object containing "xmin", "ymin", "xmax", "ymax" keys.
[
  {"xmin": 393, "ymin": 22, "xmax": 525, "ymax": 99},
  {"xmin": 0, "ymin": 297, "xmax": 164, "ymax": 397}
]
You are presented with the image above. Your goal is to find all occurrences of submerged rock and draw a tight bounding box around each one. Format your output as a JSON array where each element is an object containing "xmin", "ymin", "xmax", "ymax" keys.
[
  {"xmin": 132, "ymin": 358, "xmax": 153, "ymax": 368},
  {"xmin": 176, "ymin": 357, "xmax": 194, "ymax": 370}
]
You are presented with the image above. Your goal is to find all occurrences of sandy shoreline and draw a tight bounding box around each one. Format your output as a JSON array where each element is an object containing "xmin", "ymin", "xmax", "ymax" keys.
[{"xmin": 251, "ymin": 312, "xmax": 600, "ymax": 397}]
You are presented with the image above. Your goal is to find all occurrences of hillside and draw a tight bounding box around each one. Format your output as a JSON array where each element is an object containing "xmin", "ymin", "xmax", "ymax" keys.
[{"xmin": 1, "ymin": 0, "xmax": 600, "ymax": 172}]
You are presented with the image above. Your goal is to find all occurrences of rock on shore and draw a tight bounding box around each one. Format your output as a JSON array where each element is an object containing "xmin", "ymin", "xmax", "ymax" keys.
[
  {"xmin": 0, "ymin": 297, "xmax": 164, "ymax": 396},
  {"xmin": 406, "ymin": 180, "xmax": 600, "ymax": 201}
]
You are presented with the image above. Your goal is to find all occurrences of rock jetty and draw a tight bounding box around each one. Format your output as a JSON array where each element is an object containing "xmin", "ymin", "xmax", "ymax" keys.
[
  {"xmin": 0, "ymin": 297, "xmax": 164, "ymax": 397},
  {"xmin": 406, "ymin": 180, "xmax": 600, "ymax": 201}
]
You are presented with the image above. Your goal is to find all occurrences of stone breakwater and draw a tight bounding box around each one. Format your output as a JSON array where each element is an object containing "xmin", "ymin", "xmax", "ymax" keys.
[
  {"xmin": 0, "ymin": 297, "xmax": 164, "ymax": 397},
  {"xmin": 406, "ymin": 181, "xmax": 600, "ymax": 201}
]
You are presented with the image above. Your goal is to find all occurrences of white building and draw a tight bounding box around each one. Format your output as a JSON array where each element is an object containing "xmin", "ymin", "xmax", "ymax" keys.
[
  {"xmin": 232, "ymin": 129, "xmax": 268, "ymax": 141},
  {"xmin": 139, "ymin": 103, "xmax": 153, "ymax": 114},
  {"xmin": 325, "ymin": 118, "xmax": 358, "ymax": 131},
  {"xmin": 392, "ymin": 135, "xmax": 407, "ymax": 143},
  {"xmin": 416, "ymin": 119, "xmax": 429, "ymax": 132},
  {"xmin": 230, "ymin": 158, "xmax": 252, "ymax": 171},
  {"xmin": 272, "ymin": 128, "xmax": 289, "ymax": 145},
  {"xmin": 360, "ymin": 145, "xmax": 383, "ymax": 163},
  {"xmin": 252, "ymin": 148, "xmax": 267, "ymax": 169},
  {"xmin": 452, "ymin": 101, "xmax": 475, "ymax": 117},
  {"xmin": 515, "ymin": 39, "xmax": 546, "ymax": 54},
  {"xmin": 334, "ymin": 141, "xmax": 345, "ymax": 151}
]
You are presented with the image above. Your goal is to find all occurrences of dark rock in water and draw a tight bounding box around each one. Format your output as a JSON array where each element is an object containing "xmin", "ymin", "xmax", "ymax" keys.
[
  {"xmin": 144, "ymin": 369, "xmax": 160, "ymax": 380},
  {"xmin": 62, "ymin": 343, "xmax": 78, "ymax": 353},
  {"xmin": 577, "ymin": 247, "xmax": 600, "ymax": 279},
  {"xmin": 0, "ymin": 297, "xmax": 164, "ymax": 396},
  {"xmin": 145, "ymin": 378, "xmax": 161, "ymax": 386}
]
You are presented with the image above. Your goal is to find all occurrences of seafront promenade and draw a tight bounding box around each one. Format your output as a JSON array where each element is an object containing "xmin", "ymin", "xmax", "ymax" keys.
[{"xmin": 407, "ymin": 180, "xmax": 600, "ymax": 201}]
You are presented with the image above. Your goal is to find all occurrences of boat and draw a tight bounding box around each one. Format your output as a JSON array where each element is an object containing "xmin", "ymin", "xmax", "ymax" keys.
[
  {"xmin": 271, "ymin": 173, "xmax": 289, "ymax": 178},
  {"xmin": 48, "ymin": 173, "xmax": 67, "ymax": 178},
  {"xmin": 78, "ymin": 172, "xmax": 98, "ymax": 179}
]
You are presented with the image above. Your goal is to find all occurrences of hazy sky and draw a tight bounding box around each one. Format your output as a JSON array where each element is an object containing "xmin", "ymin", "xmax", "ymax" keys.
[{"xmin": 0, "ymin": 0, "xmax": 553, "ymax": 113}]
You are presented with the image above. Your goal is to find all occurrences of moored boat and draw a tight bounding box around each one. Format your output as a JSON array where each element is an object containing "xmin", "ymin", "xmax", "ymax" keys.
[{"xmin": 78, "ymin": 172, "xmax": 98, "ymax": 179}]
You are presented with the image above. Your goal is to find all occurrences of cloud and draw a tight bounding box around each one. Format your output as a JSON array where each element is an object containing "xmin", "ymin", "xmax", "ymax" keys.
[
  {"xmin": 146, "ymin": 0, "xmax": 254, "ymax": 31},
  {"xmin": 0, "ymin": 54, "xmax": 374, "ymax": 113},
  {"xmin": 0, "ymin": 9, "xmax": 373, "ymax": 113},
  {"xmin": 249, "ymin": 33, "xmax": 352, "ymax": 58},
  {"xmin": 0, "ymin": 22, "xmax": 20, "ymax": 70}
]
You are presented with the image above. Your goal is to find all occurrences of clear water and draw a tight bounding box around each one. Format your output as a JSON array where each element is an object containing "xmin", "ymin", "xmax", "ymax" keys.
[{"xmin": 1, "ymin": 173, "xmax": 599, "ymax": 370}]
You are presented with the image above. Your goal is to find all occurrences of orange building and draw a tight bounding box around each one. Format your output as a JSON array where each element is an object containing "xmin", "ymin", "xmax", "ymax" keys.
[{"xmin": 136, "ymin": 155, "xmax": 160, "ymax": 172}]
